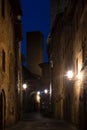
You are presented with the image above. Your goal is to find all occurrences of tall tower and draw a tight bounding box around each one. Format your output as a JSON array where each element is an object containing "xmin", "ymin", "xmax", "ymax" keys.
[{"xmin": 26, "ymin": 31, "xmax": 44, "ymax": 76}]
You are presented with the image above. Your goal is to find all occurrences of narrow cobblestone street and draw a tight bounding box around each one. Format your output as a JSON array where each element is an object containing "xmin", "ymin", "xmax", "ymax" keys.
[{"xmin": 6, "ymin": 112, "xmax": 80, "ymax": 130}]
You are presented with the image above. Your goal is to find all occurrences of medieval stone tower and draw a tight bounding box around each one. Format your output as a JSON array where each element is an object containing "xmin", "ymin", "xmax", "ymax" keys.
[{"xmin": 26, "ymin": 31, "xmax": 44, "ymax": 76}]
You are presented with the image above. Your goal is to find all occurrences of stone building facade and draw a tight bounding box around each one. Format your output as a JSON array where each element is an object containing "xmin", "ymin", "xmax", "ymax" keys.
[
  {"xmin": 0, "ymin": 0, "xmax": 22, "ymax": 129},
  {"xmin": 47, "ymin": 0, "xmax": 87, "ymax": 129},
  {"xmin": 50, "ymin": 0, "xmax": 68, "ymax": 29}
]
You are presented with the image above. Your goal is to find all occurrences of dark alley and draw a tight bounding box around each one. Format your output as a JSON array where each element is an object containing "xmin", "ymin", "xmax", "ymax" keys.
[
  {"xmin": 6, "ymin": 112, "xmax": 79, "ymax": 130},
  {"xmin": 0, "ymin": 0, "xmax": 87, "ymax": 130}
]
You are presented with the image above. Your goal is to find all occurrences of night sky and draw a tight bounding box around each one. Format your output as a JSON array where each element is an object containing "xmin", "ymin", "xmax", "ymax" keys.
[{"xmin": 20, "ymin": 0, "xmax": 50, "ymax": 65}]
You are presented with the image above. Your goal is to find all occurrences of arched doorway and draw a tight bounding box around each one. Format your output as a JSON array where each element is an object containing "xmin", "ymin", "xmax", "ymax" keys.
[{"xmin": 0, "ymin": 90, "xmax": 6, "ymax": 130}]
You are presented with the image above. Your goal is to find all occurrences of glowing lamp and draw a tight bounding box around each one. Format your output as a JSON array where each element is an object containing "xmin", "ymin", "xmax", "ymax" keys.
[
  {"xmin": 23, "ymin": 84, "xmax": 27, "ymax": 90},
  {"xmin": 67, "ymin": 70, "xmax": 73, "ymax": 79}
]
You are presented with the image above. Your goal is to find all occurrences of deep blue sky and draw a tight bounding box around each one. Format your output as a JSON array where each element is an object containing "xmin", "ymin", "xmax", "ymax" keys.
[{"xmin": 20, "ymin": 0, "xmax": 50, "ymax": 64}]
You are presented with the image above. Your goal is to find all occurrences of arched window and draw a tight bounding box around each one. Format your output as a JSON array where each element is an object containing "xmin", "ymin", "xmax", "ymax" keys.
[{"xmin": 2, "ymin": 49, "xmax": 5, "ymax": 72}]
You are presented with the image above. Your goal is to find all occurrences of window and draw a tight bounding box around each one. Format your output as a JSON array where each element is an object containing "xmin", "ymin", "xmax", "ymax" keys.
[
  {"xmin": 82, "ymin": 38, "xmax": 86, "ymax": 63},
  {"xmin": 76, "ymin": 58, "xmax": 78, "ymax": 75},
  {"xmin": 2, "ymin": 49, "xmax": 5, "ymax": 72},
  {"xmin": 1, "ymin": 0, "xmax": 5, "ymax": 18}
]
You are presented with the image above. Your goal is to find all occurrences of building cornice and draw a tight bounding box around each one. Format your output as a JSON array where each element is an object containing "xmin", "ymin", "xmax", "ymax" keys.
[{"xmin": 9, "ymin": 0, "xmax": 22, "ymax": 15}]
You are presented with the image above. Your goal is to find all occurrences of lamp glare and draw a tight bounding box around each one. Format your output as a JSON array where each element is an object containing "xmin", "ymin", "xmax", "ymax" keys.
[{"xmin": 67, "ymin": 70, "xmax": 73, "ymax": 79}]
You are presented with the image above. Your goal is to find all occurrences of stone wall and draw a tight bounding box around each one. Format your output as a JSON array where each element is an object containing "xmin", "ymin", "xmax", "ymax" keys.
[
  {"xmin": 0, "ymin": 0, "xmax": 22, "ymax": 128},
  {"xmin": 47, "ymin": 0, "xmax": 87, "ymax": 129}
]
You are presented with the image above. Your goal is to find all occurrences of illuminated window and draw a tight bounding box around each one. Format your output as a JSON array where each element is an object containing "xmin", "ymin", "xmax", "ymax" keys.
[{"xmin": 2, "ymin": 49, "xmax": 5, "ymax": 72}]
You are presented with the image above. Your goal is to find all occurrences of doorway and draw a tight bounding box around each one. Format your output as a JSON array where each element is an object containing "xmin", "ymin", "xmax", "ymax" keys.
[{"xmin": 0, "ymin": 90, "xmax": 6, "ymax": 130}]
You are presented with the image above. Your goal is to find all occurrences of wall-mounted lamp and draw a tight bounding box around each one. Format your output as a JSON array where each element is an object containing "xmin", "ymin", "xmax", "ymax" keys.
[
  {"xmin": 44, "ymin": 89, "xmax": 48, "ymax": 94},
  {"xmin": 37, "ymin": 91, "xmax": 40, "ymax": 95},
  {"xmin": 66, "ymin": 70, "xmax": 74, "ymax": 79},
  {"xmin": 66, "ymin": 70, "xmax": 82, "ymax": 82},
  {"xmin": 22, "ymin": 83, "xmax": 27, "ymax": 90}
]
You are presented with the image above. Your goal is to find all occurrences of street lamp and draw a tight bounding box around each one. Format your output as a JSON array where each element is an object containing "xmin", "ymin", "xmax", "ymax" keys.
[
  {"xmin": 22, "ymin": 83, "xmax": 27, "ymax": 90},
  {"xmin": 22, "ymin": 83, "xmax": 27, "ymax": 112},
  {"xmin": 66, "ymin": 70, "xmax": 82, "ymax": 83},
  {"xmin": 50, "ymin": 60, "xmax": 53, "ymax": 113},
  {"xmin": 37, "ymin": 91, "xmax": 40, "ymax": 95},
  {"xmin": 44, "ymin": 89, "xmax": 48, "ymax": 94},
  {"xmin": 66, "ymin": 70, "xmax": 74, "ymax": 79}
]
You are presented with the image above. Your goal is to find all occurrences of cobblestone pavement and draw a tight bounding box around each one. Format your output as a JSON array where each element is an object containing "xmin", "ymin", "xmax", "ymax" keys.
[{"xmin": 6, "ymin": 112, "xmax": 80, "ymax": 130}]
